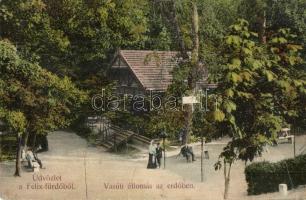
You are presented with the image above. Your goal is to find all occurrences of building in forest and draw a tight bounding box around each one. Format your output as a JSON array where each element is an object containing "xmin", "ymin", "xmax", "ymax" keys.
[
  {"xmin": 109, "ymin": 49, "xmax": 210, "ymax": 96},
  {"xmin": 109, "ymin": 50, "xmax": 180, "ymax": 95}
]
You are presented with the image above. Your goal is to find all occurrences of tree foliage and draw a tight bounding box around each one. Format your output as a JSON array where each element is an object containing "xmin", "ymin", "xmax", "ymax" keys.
[
  {"xmin": 213, "ymin": 18, "xmax": 305, "ymax": 199},
  {"xmin": 215, "ymin": 19, "xmax": 305, "ymax": 165},
  {"xmin": 0, "ymin": 0, "xmax": 149, "ymax": 79},
  {"xmin": 0, "ymin": 40, "xmax": 85, "ymax": 134},
  {"xmin": 0, "ymin": 40, "xmax": 85, "ymax": 175}
]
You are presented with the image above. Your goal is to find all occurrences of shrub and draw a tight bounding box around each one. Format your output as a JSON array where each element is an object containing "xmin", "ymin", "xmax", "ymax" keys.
[
  {"xmin": 0, "ymin": 134, "xmax": 16, "ymax": 161},
  {"xmin": 70, "ymin": 115, "xmax": 92, "ymax": 139},
  {"xmin": 245, "ymin": 154, "xmax": 306, "ymax": 195}
]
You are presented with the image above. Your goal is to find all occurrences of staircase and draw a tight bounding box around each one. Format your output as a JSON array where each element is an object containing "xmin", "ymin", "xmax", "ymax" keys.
[
  {"xmin": 99, "ymin": 126, "xmax": 135, "ymax": 150},
  {"xmin": 97, "ymin": 125, "xmax": 151, "ymax": 151}
]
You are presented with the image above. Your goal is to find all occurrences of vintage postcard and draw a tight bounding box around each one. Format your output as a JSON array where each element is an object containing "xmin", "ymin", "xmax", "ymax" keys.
[{"xmin": 0, "ymin": 0, "xmax": 305, "ymax": 200}]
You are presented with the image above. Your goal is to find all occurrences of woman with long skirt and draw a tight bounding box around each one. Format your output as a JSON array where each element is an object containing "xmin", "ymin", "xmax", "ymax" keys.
[{"xmin": 147, "ymin": 140, "xmax": 157, "ymax": 169}]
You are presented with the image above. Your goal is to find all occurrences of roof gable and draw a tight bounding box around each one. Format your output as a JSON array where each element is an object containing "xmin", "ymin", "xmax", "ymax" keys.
[{"xmin": 115, "ymin": 50, "xmax": 178, "ymax": 91}]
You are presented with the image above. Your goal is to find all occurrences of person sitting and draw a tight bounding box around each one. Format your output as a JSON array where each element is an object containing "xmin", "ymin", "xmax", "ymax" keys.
[
  {"xmin": 180, "ymin": 144, "xmax": 196, "ymax": 162},
  {"xmin": 187, "ymin": 145, "xmax": 196, "ymax": 161},
  {"xmin": 25, "ymin": 148, "xmax": 45, "ymax": 170},
  {"xmin": 25, "ymin": 149, "xmax": 34, "ymax": 169}
]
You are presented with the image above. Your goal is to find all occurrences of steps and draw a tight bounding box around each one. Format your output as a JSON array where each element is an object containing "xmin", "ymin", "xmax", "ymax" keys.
[
  {"xmin": 99, "ymin": 126, "xmax": 135, "ymax": 151},
  {"xmin": 97, "ymin": 125, "xmax": 151, "ymax": 151}
]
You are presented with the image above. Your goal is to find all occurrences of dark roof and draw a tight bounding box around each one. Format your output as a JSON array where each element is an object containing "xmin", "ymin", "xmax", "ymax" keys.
[{"xmin": 116, "ymin": 50, "xmax": 179, "ymax": 91}]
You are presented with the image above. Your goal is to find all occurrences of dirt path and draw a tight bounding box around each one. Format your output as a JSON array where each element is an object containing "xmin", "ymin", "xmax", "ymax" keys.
[{"xmin": 0, "ymin": 131, "xmax": 305, "ymax": 200}]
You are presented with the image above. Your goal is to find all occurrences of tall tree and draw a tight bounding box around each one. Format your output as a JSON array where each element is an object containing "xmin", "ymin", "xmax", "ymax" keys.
[
  {"xmin": 238, "ymin": 0, "xmax": 267, "ymax": 43},
  {"xmin": 0, "ymin": 110, "xmax": 27, "ymax": 176},
  {"xmin": 214, "ymin": 19, "xmax": 305, "ymax": 199},
  {"xmin": 0, "ymin": 40, "xmax": 85, "ymax": 176},
  {"xmin": 152, "ymin": 0, "xmax": 242, "ymax": 143},
  {"xmin": 0, "ymin": 0, "xmax": 149, "ymax": 80},
  {"xmin": 154, "ymin": 0, "xmax": 201, "ymax": 144}
]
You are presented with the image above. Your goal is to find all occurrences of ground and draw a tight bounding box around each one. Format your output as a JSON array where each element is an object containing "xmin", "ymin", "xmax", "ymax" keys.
[{"xmin": 0, "ymin": 131, "xmax": 305, "ymax": 200}]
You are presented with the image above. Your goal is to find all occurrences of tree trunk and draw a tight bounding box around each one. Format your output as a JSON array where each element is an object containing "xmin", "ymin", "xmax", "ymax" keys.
[
  {"xmin": 31, "ymin": 132, "xmax": 37, "ymax": 150},
  {"xmin": 223, "ymin": 161, "xmax": 232, "ymax": 199},
  {"xmin": 191, "ymin": 1, "xmax": 199, "ymax": 60},
  {"xmin": 21, "ymin": 131, "xmax": 30, "ymax": 156},
  {"xmin": 183, "ymin": 1, "xmax": 200, "ymax": 145},
  {"xmin": 22, "ymin": 131, "xmax": 29, "ymax": 146},
  {"xmin": 14, "ymin": 134, "xmax": 22, "ymax": 177},
  {"xmin": 42, "ymin": 135, "xmax": 49, "ymax": 151},
  {"xmin": 258, "ymin": 10, "xmax": 266, "ymax": 44},
  {"xmin": 167, "ymin": 0, "xmax": 200, "ymax": 145},
  {"xmin": 183, "ymin": 105, "xmax": 193, "ymax": 144},
  {"xmin": 224, "ymin": 177, "xmax": 230, "ymax": 199},
  {"xmin": 170, "ymin": 0, "xmax": 187, "ymax": 57}
]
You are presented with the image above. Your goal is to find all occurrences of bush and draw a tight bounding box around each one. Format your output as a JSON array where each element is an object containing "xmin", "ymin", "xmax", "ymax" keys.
[
  {"xmin": 245, "ymin": 154, "xmax": 306, "ymax": 195},
  {"xmin": 0, "ymin": 135, "xmax": 16, "ymax": 161},
  {"xmin": 70, "ymin": 115, "xmax": 92, "ymax": 139}
]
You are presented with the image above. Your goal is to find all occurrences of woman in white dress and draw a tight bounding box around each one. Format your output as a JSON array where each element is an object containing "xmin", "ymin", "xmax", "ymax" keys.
[{"xmin": 147, "ymin": 140, "xmax": 157, "ymax": 169}]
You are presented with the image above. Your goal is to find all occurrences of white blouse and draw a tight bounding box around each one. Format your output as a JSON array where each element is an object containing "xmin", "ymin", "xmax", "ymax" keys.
[{"xmin": 149, "ymin": 145, "xmax": 156, "ymax": 154}]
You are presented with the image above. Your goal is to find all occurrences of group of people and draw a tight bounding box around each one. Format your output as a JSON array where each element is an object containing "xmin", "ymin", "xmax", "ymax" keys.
[{"xmin": 147, "ymin": 140, "xmax": 163, "ymax": 169}]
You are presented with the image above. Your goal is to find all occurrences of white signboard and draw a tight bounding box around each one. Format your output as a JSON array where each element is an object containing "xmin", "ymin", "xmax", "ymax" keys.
[{"xmin": 182, "ymin": 96, "xmax": 199, "ymax": 104}]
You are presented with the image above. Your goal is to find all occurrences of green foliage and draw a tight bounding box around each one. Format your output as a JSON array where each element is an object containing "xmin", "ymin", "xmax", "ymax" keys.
[
  {"xmin": 4, "ymin": 111, "xmax": 26, "ymax": 135},
  {"xmin": 211, "ymin": 110, "xmax": 225, "ymax": 122},
  {"xmin": 0, "ymin": 134, "xmax": 17, "ymax": 161},
  {"xmin": 0, "ymin": 0, "xmax": 149, "ymax": 80},
  {"xmin": 0, "ymin": 0, "xmax": 305, "ymax": 151},
  {"xmin": 238, "ymin": 0, "xmax": 306, "ymax": 60},
  {"xmin": 0, "ymin": 40, "xmax": 85, "ymax": 137},
  {"xmin": 147, "ymin": 109, "xmax": 185, "ymax": 140},
  {"xmin": 245, "ymin": 154, "xmax": 306, "ymax": 195},
  {"xmin": 72, "ymin": 117, "xmax": 92, "ymax": 139},
  {"xmin": 216, "ymin": 19, "xmax": 305, "ymax": 167}
]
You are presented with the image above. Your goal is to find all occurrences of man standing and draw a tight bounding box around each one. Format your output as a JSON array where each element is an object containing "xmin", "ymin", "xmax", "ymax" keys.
[{"xmin": 155, "ymin": 143, "xmax": 163, "ymax": 168}]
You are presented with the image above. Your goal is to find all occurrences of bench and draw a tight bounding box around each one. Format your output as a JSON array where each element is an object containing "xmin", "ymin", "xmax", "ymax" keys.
[
  {"xmin": 26, "ymin": 154, "xmax": 40, "ymax": 172},
  {"xmin": 176, "ymin": 147, "xmax": 193, "ymax": 162},
  {"xmin": 33, "ymin": 162, "xmax": 40, "ymax": 172},
  {"xmin": 25, "ymin": 158, "xmax": 40, "ymax": 172},
  {"xmin": 176, "ymin": 151, "xmax": 192, "ymax": 162},
  {"xmin": 278, "ymin": 135, "xmax": 294, "ymax": 144}
]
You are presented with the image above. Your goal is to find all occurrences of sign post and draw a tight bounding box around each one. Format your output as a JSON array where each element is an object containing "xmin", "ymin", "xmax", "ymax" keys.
[
  {"xmin": 160, "ymin": 130, "xmax": 168, "ymax": 169},
  {"xmin": 182, "ymin": 83, "xmax": 217, "ymax": 182},
  {"xmin": 198, "ymin": 83, "xmax": 218, "ymax": 182}
]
